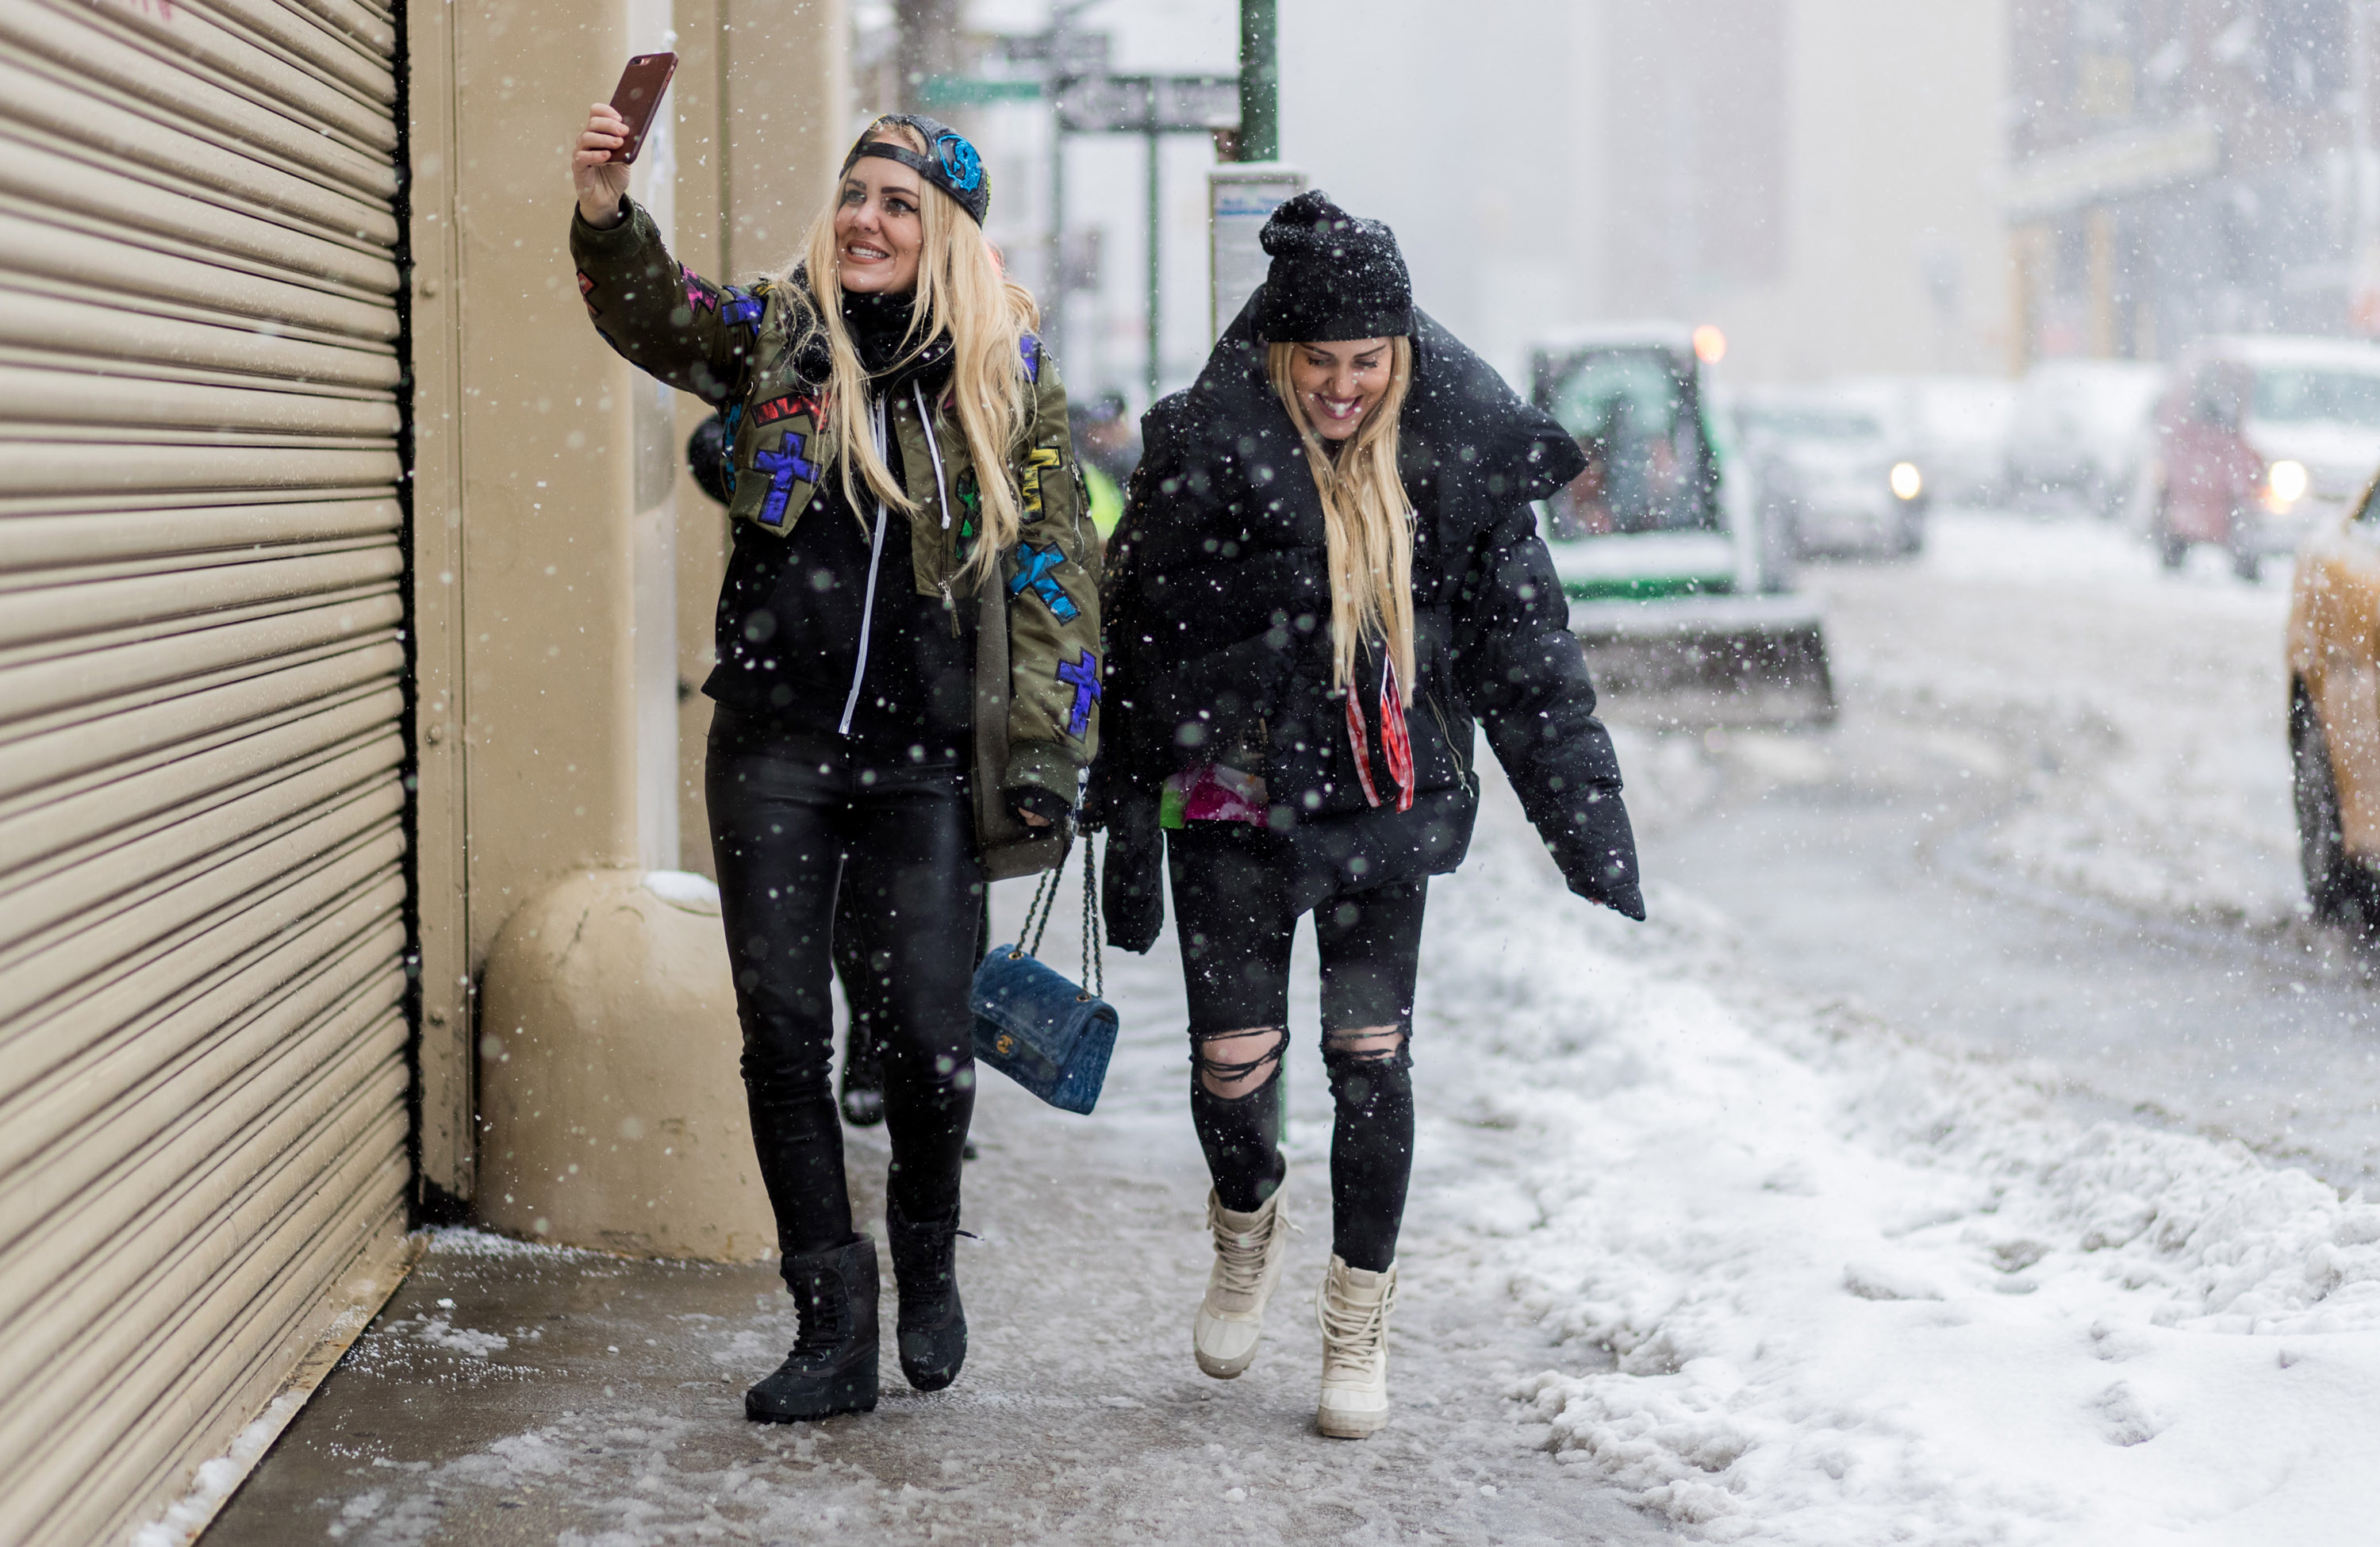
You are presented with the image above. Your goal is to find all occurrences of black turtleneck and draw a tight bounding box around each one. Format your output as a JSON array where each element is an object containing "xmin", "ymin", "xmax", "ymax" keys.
[{"xmin": 702, "ymin": 286, "xmax": 975, "ymax": 758}]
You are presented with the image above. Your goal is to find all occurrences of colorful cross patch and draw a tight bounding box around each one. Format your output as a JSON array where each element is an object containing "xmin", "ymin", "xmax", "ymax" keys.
[
  {"xmin": 753, "ymin": 393, "xmax": 820, "ymax": 427},
  {"xmin": 754, "ymin": 436, "xmax": 818, "ymax": 529},
  {"xmin": 1020, "ymin": 447, "xmax": 1062, "ymax": 520},
  {"xmin": 1008, "ymin": 541, "xmax": 1078, "ymax": 621},
  {"xmin": 1055, "ymin": 649, "xmax": 1101, "ymax": 738},
  {"xmin": 720, "ymin": 286, "xmax": 763, "ymax": 328}
]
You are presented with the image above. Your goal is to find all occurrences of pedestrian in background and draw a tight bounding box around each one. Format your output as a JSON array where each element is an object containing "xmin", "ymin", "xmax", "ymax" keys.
[
  {"xmin": 570, "ymin": 106, "xmax": 1100, "ymax": 1422},
  {"xmin": 1068, "ymin": 389, "xmax": 1141, "ymax": 539},
  {"xmin": 1093, "ymin": 191, "xmax": 1641, "ymax": 1438}
]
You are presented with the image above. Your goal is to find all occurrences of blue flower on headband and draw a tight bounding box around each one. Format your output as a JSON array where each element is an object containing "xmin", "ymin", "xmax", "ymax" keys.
[{"xmin": 936, "ymin": 134, "xmax": 985, "ymax": 193}]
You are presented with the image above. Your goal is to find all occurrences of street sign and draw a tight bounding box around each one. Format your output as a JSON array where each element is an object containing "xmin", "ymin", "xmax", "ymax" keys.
[
  {"xmin": 917, "ymin": 75, "xmax": 1045, "ymax": 107},
  {"xmin": 1208, "ymin": 163, "xmax": 1307, "ymax": 341},
  {"xmin": 998, "ymin": 30, "xmax": 1111, "ymax": 77},
  {"xmin": 1056, "ymin": 74, "xmax": 1240, "ymax": 136}
]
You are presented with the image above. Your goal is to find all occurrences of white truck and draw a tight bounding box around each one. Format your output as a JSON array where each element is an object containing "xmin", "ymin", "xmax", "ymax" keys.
[{"xmin": 1530, "ymin": 324, "xmax": 1834, "ymax": 727}]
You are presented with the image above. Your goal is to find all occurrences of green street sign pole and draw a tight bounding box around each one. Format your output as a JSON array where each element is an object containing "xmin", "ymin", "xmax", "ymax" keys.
[
  {"xmin": 1146, "ymin": 99, "xmax": 1161, "ymax": 404},
  {"xmin": 1238, "ymin": 0, "xmax": 1278, "ymax": 161}
]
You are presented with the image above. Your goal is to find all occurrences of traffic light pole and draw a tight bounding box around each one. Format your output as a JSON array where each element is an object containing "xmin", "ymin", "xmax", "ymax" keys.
[{"xmin": 1146, "ymin": 117, "xmax": 1161, "ymax": 404}]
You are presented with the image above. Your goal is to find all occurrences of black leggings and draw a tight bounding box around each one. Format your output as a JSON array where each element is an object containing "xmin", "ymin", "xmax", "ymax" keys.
[
  {"xmin": 1167, "ymin": 823, "xmax": 1425, "ymax": 1273},
  {"xmin": 708, "ymin": 709, "xmax": 981, "ymax": 1259}
]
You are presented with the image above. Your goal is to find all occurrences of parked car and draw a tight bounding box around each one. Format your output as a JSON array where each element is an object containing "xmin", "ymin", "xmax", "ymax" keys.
[
  {"xmin": 2286, "ymin": 476, "xmax": 2380, "ymax": 920},
  {"xmin": 1733, "ymin": 387, "xmax": 1929, "ymax": 558},
  {"xmin": 1841, "ymin": 374, "xmax": 2018, "ymax": 506},
  {"xmin": 2005, "ymin": 359, "xmax": 2166, "ymax": 515},
  {"xmin": 2148, "ymin": 336, "xmax": 2380, "ymax": 580}
]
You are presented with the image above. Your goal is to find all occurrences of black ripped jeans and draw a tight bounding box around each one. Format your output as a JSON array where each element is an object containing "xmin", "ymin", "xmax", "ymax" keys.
[
  {"xmin": 708, "ymin": 708, "xmax": 982, "ymax": 1261},
  {"xmin": 1167, "ymin": 823, "xmax": 1425, "ymax": 1273}
]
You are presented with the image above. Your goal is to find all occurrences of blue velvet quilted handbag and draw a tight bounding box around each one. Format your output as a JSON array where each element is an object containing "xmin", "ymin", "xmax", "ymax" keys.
[{"xmin": 971, "ymin": 839, "xmax": 1118, "ymax": 1115}]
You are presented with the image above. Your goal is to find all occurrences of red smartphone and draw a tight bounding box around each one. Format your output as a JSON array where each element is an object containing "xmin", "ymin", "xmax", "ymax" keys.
[{"xmin": 606, "ymin": 52, "xmax": 677, "ymax": 164}]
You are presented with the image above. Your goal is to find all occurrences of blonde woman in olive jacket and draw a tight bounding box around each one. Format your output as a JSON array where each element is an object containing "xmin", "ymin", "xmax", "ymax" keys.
[{"xmin": 570, "ymin": 106, "xmax": 1099, "ymax": 1422}]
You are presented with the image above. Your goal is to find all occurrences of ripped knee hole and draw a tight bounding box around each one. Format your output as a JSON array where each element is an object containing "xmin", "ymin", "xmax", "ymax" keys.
[
  {"xmin": 1192, "ymin": 1025, "xmax": 1288, "ymax": 1099},
  {"xmin": 1322, "ymin": 1025, "xmax": 1407, "ymax": 1064}
]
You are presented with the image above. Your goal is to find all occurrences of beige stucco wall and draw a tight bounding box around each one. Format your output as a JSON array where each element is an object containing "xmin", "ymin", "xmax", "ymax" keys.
[
  {"xmin": 408, "ymin": 0, "xmax": 849, "ymax": 1207},
  {"xmin": 409, "ymin": 0, "xmax": 847, "ymax": 1200}
]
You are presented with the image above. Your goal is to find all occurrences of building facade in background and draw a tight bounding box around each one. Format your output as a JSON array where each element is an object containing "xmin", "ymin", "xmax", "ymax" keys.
[
  {"xmin": 2009, "ymin": 0, "xmax": 2380, "ymax": 364},
  {"xmin": 1292, "ymin": 0, "xmax": 2012, "ymax": 386}
]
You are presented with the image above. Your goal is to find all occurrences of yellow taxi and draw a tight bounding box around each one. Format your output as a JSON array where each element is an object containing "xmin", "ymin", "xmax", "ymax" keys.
[{"xmin": 2286, "ymin": 474, "xmax": 2380, "ymax": 918}]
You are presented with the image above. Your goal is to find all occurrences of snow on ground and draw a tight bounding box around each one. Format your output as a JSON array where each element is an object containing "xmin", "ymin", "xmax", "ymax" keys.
[
  {"xmin": 131, "ymin": 1392, "xmax": 309, "ymax": 1547},
  {"xmin": 1811, "ymin": 511, "xmax": 2301, "ymax": 929},
  {"xmin": 1416, "ymin": 762, "xmax": 2380, "ymax": 1544},
  {"xmin": 183, "ymin": 510, "xmax": 2377, "ymax": 1544}
]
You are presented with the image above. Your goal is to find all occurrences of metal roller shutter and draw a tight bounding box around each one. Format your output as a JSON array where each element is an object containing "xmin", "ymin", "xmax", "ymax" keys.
[{"xmin": 0, "ymin": 0, "xmax": 412, "ymax": 1539}]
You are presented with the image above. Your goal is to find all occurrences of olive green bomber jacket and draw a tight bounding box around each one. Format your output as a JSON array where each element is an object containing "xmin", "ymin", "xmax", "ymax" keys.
[{"xmin": 568, "ymin": 198, "xmax": 1102, "ymax": 804}]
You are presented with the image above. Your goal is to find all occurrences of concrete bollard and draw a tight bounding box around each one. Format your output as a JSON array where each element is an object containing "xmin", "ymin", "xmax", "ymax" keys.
[{"xmin": 475, "ymin": 869, "xmax": 776, "ymax": 1261}]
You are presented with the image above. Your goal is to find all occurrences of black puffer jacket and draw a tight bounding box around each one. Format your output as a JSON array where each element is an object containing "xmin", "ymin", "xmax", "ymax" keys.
[{"xmin": 1093, "ymin": 294, "xmax": 1643, "ymax": 947}]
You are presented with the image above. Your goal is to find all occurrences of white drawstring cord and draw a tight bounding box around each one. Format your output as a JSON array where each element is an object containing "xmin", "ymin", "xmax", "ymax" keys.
[
  {"xmin": 838, "ymin": 394, "xmax": 892, "ymax": 737},
  {"xmin": 912, "ymin": 381, "xmax": 952, "ymax": 529}
]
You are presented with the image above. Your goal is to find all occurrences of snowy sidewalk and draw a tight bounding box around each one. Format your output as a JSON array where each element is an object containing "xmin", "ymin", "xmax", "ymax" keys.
[
  {"xmin": 198, "ymin": 749, "xmax": 2380, "ymax": 1544},
  {"xmin": 195, "ymin": 787, "xmax": 1669, "ymax": 1545}
]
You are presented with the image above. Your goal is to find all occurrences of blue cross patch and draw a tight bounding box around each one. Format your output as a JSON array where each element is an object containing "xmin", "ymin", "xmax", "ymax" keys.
[
  {"xmin": 720, "ymin": 286, "xmax": 763, "ymax": 328},
  {"xmin": 1008, "ymin": 540, "xmax": 1078, "ymax": 620},
  {"xmin": 754, "ymin": 435, "xmax": 818, "ymax": 528},
  {"xmin": 1055, "ymin": 649, "xmax": 1100, "ymax": 738}
]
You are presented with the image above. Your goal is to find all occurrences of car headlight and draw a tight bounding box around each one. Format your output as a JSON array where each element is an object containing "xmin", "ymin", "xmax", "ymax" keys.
[
  {"xmin": 2265, "ymin": 459, "xmax": 2309, "ymax": 509},
  {"xmin": 1889, "ymin": 462, "xmax": 1922, "ymax": 501}
]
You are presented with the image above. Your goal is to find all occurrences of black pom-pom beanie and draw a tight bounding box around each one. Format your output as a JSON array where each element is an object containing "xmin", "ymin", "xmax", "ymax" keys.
[{"xmin": 1256, "ymin": 190, "xmax": 1413, "ymax": 344}]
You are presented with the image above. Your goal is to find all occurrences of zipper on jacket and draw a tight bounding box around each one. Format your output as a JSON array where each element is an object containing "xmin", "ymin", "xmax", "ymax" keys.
[{"xmin": 839, "ymin": 394, "xmax": 892, "ymax": 737}]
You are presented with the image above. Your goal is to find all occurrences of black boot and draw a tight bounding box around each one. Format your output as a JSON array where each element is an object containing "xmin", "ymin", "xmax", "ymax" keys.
[
  {"xmin": 885, "ymin": 1204, "xmax": 967, "ymax": 1392},
  {"xmin": 746, "ymin": 1237, "xmax": 880, "ymax": 1422},
  {"xmin": 839, "ymin": 1022, "xmax": 885, "ymax": 1127}
]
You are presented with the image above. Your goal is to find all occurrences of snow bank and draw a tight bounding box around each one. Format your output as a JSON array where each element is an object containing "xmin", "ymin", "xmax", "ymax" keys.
[{"xmin": 1423, "ymin": 801, "xmax": 2380, "ymax": 1544}]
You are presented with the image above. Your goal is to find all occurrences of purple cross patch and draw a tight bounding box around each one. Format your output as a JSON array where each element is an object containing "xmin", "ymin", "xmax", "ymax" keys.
[
  {"xmin": 1055, "ymin": 649, "xmax": 1100, "ymax": 739},
  {"xmin": 754, "ymin": 436, "xmax": 818, "ymax": 528}
]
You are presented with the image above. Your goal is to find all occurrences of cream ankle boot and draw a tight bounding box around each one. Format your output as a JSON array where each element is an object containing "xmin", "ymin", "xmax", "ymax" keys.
[
  {"xmin": 1192, "ymin": 1180, "xmax": 1290, "ymax": 1378},
  {"xmin": 1315, "ymin": 1254, "xmax": 1397, "ymax": 1438}
]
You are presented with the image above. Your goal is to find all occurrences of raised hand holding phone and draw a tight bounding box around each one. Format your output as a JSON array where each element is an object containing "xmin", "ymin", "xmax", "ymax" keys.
[
  {"xmin": 572, "ymin": 105, "xmax": 632, "ymax": 227},
  {"xmin": 574, "ymin": 54, "xmax": 676, "ymax": 228}
]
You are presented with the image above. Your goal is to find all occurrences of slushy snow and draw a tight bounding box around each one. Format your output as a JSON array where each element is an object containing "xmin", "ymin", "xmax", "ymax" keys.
[{"xmin": 1419, "ymin": 700, "xmax": 2380, "ymax": 1538}]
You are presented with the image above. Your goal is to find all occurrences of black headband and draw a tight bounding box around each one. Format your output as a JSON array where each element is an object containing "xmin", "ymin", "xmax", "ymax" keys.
[{"xmin": 841, "ymin": 117, "xmax": 989, "ymax": 225}]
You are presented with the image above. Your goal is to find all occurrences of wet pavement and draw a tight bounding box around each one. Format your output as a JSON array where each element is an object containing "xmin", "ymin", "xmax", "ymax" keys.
[{"xmin": 1630, "ymin": 517, "xmax": 2380, "ymax": 1194}]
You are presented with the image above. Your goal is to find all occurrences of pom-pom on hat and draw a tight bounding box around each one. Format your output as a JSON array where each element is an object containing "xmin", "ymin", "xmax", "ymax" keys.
[
  {"xmin": 1257, "ymin": 190, "xmax": 1413, "ymax": 344},
  {"xmin": 841, "ymin": 113, "xmax": 990, "ymax": 225}
]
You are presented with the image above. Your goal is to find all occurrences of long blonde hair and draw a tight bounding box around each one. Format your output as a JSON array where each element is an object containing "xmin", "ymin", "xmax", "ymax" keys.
[
  {"xmin": 780, "ymin": 118, "xmax": 1041, "ymax": 586},
  {"xmin": 1268, "ymin": 338, "xmax": 1417, "ymax": 701}
]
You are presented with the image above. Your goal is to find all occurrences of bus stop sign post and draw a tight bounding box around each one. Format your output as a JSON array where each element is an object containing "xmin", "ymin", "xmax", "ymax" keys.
[{"xmin": 1207, "ymin": 163, "xmax": 1307, "ymax": 344}]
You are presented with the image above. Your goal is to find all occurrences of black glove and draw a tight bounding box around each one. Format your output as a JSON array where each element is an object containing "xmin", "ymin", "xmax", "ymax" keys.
[
  {"xmin": 1006, "ymin": 785, "xmax": 1073, "ymax": 829},
  {"xmin": 1100, "ymin": 792, "xmax": 1165, "ymax": 954}
]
